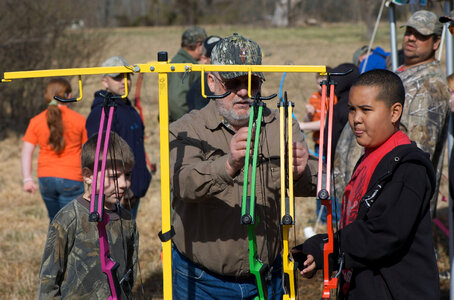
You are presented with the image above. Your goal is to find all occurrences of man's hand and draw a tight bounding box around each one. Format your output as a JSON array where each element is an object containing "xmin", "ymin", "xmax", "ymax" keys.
[
  {"xmin": 293, "ymin": 142, "xmax": 308, "ymax": 180},
  {"xmin": 226, "ymin": 127, "xmax": 254, "ymax": 177}
]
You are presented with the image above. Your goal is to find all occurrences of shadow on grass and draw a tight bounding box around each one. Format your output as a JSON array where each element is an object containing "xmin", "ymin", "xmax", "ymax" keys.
[{"xmin": 133, "ymin": 269, "xmax": 163, "ymax": 300}]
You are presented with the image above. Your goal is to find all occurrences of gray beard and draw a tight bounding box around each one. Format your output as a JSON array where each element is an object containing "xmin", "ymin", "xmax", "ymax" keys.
[{"xmin": 216, "ymin": 101, "xmax": 250, "ymax": 128}]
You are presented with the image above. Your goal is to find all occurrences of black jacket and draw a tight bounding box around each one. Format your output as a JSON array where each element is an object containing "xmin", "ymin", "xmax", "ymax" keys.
[
  {"xmin": 302, "ymin": 142, "xmax": 439, "ymax": 299},
  {"xmin": 86, "ymin": 91, "xmax": 151, "ymax": 198}
]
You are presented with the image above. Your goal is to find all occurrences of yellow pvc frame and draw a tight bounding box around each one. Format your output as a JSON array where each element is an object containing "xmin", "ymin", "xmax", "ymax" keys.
[{"xmin": 2, "ymin": 62, "xmax": 327, "ymax": 300}]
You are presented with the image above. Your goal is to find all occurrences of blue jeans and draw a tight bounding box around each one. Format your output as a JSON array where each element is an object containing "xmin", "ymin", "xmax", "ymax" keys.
[
  {"xmin": 38, "ymin": 177, "xmax": 84, "ymax": 221},
  {"xmin": 172, "ymin": 247, "xmax": 284, "ymax": 299}
]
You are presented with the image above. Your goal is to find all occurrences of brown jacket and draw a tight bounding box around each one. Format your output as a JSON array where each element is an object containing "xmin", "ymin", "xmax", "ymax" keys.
[{"xmin": 169, "ymin": 100, "xmax": 317, "ymax": 278}]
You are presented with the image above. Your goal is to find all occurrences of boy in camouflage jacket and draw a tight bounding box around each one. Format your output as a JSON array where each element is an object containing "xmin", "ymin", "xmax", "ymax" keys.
[{"xmin": 38, "ymin": 132, "xmax": 138, "ymax": 299}]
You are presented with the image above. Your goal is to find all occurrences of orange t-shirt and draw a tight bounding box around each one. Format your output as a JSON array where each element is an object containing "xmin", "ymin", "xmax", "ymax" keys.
[
  {"xmin": 23, "ymin": 106, "xmax": 87, "ymax": 181},
  {"xmin": 308, "ymin": 91, "xmax": 338, "ymax": 143}
]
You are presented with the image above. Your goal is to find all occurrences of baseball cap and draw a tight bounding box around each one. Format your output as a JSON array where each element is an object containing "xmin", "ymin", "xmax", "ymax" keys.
[
  {"xmin": 182, "ymin": 26, "xmax": 207, "ymax": 46},
  {"xmin": 210, "ymin": 33, "xmax": 264, "ymax": 80},
  {"xmin": 203, "ymin": 35, "xmax": 221, "ymax": 58},
  {"xmin": 401, "ymin": 10, "xmax": 443, "ymax": 36},
  {"xmin": 352, "ymin": 45, "xmax": 369, "ymax": 66},
  {"xmin": 101, "ymin": 56, "xmax": 130, "ymax": 78},
  {"xmin": 439, "ymin": 10, "xmax": 454, "ymax": 23}
]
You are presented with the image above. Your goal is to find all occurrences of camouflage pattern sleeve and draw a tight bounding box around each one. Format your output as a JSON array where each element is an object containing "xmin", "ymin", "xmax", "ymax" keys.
[
  {"xmin": 398, "ymin": 62, "xmax": 450, "ymax": 159},
  {"xmin": 38, "ymin": 203, "xmax": 77, "ymax": 299}
]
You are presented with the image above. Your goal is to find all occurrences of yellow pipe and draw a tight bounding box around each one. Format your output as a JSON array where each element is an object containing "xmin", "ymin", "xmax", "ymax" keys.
[
  {"xmin": 201, "ymin": 66, "xmax": 207, "ymax": 98},
  {"xmin": 75, "ymin": 75, "xmax": 83, "ymax": 101},
  {"xmin": 121, "ymin": 73, "xmax": 129, "ymax": 99},
  {"xmin": 2, "ymin": 66, "xmax": 136, "ymax": 81},
  {"xmin": 2, "ymin": 64, "xmax": 326, "ymax": 82},
  {"xmin": 158, "ymin": 69, "xmax": 173, "ymax": 300},
  {"xmin": 248, "ymin": 67, "xmax": 252, "ymax": 99}
]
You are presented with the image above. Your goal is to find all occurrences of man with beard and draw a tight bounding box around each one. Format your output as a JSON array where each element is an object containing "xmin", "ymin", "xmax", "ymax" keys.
[
  {"xmin": 169, "ymin": 33, "xmax": 317, "ymax": 299},
  {"xmin": 333, "ymin": 10, "xmax": 450, "ymax": 208}
]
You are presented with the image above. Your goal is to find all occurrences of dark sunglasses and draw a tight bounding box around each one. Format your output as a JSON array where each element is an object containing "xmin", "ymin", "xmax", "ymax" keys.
[
  {"xmin": 404, "ymin": 27, "xmax": 434, "ymax": 41},
  {"xmin": 214, "ymin": 74, "xmax": 262, "ymax": 92},
  {"xmin": 111, "ymin": 73, "xmax": 131, "ymax": 82}
]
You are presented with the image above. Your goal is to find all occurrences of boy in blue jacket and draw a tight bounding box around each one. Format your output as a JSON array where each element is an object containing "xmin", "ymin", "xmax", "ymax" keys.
[
  {"xmin": 86, "ymin": 56, "xmax": 151, "ymax": 219},
  {"xmin": 294, "ymin": 69, "xmax": 439, "ymax": 299}
]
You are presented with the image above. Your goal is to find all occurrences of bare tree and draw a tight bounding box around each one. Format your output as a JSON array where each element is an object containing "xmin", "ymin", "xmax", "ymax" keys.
[
  {"xmin": 0, "ymin": 0, "xmax": 107, "ymax": 138},
  {"xmin": 357, "ymin": 0, "xmax": 380, "ymax": 39},
  {"xmin": 272, "ymin": 0, "xmax": 303, "ymax": 27}
]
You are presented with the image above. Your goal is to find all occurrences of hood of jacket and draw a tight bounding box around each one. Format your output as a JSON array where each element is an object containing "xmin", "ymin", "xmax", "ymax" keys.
[{"xmin": 364, "ymin": 142, "xmax": 436, "ymax": 198}]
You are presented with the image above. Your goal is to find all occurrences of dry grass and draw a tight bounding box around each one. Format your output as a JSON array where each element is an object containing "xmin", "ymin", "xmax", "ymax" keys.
[{"xmin": 0, "ymin": 23, "xmax": 451, "ymax": 299}]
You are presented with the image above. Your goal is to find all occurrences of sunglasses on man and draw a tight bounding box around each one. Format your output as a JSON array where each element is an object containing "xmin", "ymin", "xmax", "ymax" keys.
[{"xmin": 213, "ymin": 74, "xmax": 262, "ymax": 92}]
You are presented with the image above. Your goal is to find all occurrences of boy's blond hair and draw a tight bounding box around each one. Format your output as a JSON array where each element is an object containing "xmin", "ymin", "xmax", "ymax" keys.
[{"xmin": 82, "ymin": 132, "xmax": 134, "ymax": 172}]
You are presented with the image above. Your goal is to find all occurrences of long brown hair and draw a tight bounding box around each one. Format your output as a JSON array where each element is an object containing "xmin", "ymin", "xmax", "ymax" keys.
[{"xmin": 45, "ymin": 78, "xmax": 72, "ymax": 153}]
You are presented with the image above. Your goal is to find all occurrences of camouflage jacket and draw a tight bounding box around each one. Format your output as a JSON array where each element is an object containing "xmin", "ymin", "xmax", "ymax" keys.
[
  {"xmin": 333, "ymin": 60, "xmax": 449, "ymax": 201},
  {"xmin": 38, "ymin": 196, "xmax": 138, "ymax": 300},
  {"xmin": 397, "ymin": 60, "xmax": 450, "ymax": 162}
]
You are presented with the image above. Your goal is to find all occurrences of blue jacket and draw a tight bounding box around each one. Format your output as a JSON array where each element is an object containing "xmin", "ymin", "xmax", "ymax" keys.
[
  {"xmin": 359, "ymin": 46, "xmax": 390, "ymax": 73},
  {"xmin": 86, "ymin": 91, "xmax": 151, "ymax": 198}
]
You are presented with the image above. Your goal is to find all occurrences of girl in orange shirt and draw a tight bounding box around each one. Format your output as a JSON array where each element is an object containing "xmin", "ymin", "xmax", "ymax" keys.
[{"xmin": 21, "ymin": 78, "xmax": 87, "ymax": 221}]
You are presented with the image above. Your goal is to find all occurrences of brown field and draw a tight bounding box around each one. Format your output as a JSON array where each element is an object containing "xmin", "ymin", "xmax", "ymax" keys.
[{"xmin": 0, "ymin": 23, "xmax": 451, "ymax": 299}]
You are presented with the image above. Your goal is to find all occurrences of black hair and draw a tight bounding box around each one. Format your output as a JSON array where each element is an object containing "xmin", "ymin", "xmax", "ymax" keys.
[{"xmin": 352, "ymin": 69, "xmax": 405, "ymax": 107}]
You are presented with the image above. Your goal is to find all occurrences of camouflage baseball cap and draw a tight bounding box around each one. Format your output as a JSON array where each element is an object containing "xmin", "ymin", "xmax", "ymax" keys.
[
  {"xmin": 211, "ymin": 33, "xmax": 265, "ymax": 80},
  {"xmin": 182, "ymin": 26, "xmax": 207, "ymax": 46},
  {"xmin": 439, "ymin": 10, "xmax": 454, "ymax": 23},
  {"xmin": 401, "ymin": 10, "xmax": 442, "ymax": 36}
]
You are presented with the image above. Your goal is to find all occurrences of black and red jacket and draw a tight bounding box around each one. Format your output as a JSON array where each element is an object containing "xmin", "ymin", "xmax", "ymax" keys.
[{"xmin": 301, "ymin": 142, "xmax": 439, "ymax": 299}]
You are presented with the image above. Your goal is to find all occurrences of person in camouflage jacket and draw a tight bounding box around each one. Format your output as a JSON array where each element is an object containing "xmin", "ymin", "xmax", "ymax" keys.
[
  {"xmin": 333, "ymin": 10, "xmax": 450, "ymax": 206},
  {"xmin": 38, "ymin": 133, "xmax": 139, "ymax": 299}
]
